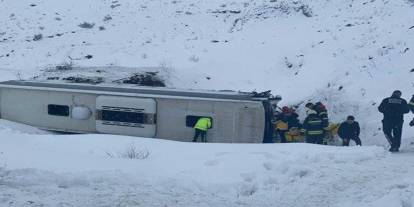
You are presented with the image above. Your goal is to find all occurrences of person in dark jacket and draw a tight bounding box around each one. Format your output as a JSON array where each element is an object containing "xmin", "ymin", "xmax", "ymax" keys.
[
  {"xmin": 314, "ymin": 102, "xmax": 329, "ymax": 145},
  {"xmin": 409, "ymin": 95, "xmax": 414, "ymax": 127},
  {"xmin": 314, "ymin": 102, "xmax": 329, "ymax": 128},
  {"xmin": 286, "ymin": 109, "xmax": 302, "ymax": 129},
  {"xmin": 303, "ymin": 110, "xmax": 325, "ymax": 144},
  {"xmin": 378, "ymin": 90, "xmax": 410, "ymax": 152},
  {"xmin": 281, "ymin": 107, "xmax": 301, "ymax": 129},
  {"xmin": 275, "ymin": 107, "xmax": 295, "ymax": 141},
  {"xmin": 338, "ymin": 116, "xmax": 361, "ymax": 146}
]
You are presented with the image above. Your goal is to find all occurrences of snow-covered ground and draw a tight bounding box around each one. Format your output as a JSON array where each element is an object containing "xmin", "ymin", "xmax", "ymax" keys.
[
  {"xmin": 1, "ymin": 122, "xmax": 414, "ymax": 207},
  {"xmin": 1, "ymin": 0, "xmax": 414, "ymax": 206}
]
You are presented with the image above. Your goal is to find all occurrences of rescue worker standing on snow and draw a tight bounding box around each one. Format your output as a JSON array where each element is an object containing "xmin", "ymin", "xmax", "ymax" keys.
[
  {"xmin": 409, "ymin": 95, "xmax": 414, "ymax": 127},
  {"xmin": 314, "ymin": 102, "xmax": 330, "ymax": 145},
  {"xmin": 378, "ymin": 90, "xmax": 410, "ymax": 152},
  {"xmin": 275, "ymin": 106, "xmax": 291, "ymax": 143},
  {"xmin": 338, "ymin": 116, "xmax": 361, "ymax": 146},
  {"xmin": 275, "ymin": 107, "xmax": 302, "ymax": 143},
  {"xmin": 303, "ymin": 109, "xmax": 325, "ymax": 144},
  {"xmin": 192, "ymin": 117, "xmax": 212, "ymax": 143},
  {"xmin": 314, "ymin": 102, "xmax": 329, "ymax": 127},
  {"xmin": 286, "ymin": 108, "xmax": 302, "ymax": 129}
]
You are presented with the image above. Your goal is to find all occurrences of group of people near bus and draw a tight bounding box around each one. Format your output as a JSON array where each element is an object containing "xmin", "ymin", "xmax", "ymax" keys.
[
  {"xmin": 192, "ymin": 90, "xmax": 414, "ymax": 152},
  {"xmin": 272, "ymin": 90, "xmax": 414, "ymax": 152},
  {"xmin": 273, "ymin": 102, "xmax": 362, "ymax": 146}
]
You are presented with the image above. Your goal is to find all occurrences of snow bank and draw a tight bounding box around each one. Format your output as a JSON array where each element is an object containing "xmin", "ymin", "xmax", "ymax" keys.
[{"xmin": 2, "ymin": 125, "xmax": 414, "ymax": 206}]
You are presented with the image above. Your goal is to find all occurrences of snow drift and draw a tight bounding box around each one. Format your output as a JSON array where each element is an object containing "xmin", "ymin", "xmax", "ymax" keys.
[{"xmin": 1, "ymin": 123, "xmax": 414, "ymax": 207}]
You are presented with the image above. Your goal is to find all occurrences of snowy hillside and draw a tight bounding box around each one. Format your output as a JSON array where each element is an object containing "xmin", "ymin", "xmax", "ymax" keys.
[{"xmin": 1, "ymin": 0, "xmax": 414, "ymax": 144}]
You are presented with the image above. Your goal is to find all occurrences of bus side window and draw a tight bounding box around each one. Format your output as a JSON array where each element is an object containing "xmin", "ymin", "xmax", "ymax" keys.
[{"xmin": 48, "ymin": 104, "xmax": 70, "ymax": 117}]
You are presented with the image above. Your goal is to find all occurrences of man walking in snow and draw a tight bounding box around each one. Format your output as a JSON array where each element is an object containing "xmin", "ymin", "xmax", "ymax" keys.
[
  {"xmin": 338, "ymin": 116, "xmax": 361, "ymax": 146},
  {"xmin": 192, "ymin": 117, "xmax": 212, "ymax": 143},
  {"xmin": 409, "ymin": 95, "xmax": 414, "ymax": 127},
  {"xmin": 378, "ymin": 90, "xmax": 410, "ymax": 152}
]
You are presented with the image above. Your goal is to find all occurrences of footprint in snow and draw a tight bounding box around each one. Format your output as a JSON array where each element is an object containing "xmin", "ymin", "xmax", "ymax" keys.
[
  {"xmin": 249, "ymin": 152, "xmax": 275, "ymax": 159},
  {"xmin": 204, "ymin": 159, "xmax": 220, "ymax": 166},
  {"xmin": 215, "ymin": 152, "xmax": 230, "ymax": 157},
  {"xmin": 240, "ymin": 172, "xmax": 256, "ymax": 183},
  {"xmin": 262, "ymin": 162, "xmax": 274, "ymax": 171}
]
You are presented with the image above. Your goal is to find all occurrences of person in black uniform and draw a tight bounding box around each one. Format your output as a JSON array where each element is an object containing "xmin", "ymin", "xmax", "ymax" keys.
[
  {"xmin": 286, "ymin": 108, "xmax": 302, "ymax": 129},
  {"xmin": 378, "ymin": 90, "xmax": 410, "ymax": 152},
  {"xmin": 338, "ymin": 116, "xmax": 361, "ymax": 146},
  {"xmin": 314, "ymin": 102, "xmax": 329, "ymax": 128},
  {"xmin": 314, "ymin": 102, "xmax": 330, "ymax": 145}
]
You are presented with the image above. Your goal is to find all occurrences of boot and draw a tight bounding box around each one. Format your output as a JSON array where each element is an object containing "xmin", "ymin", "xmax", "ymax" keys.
[{"xmin": 389, "ymin": 148, "xmax": 399, "ymax": 152}]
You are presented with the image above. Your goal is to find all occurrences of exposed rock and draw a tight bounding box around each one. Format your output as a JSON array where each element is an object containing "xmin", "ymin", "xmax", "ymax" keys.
[{"xmin": 78, "ymin": 22, "xmax": 95, "ymax": 29}]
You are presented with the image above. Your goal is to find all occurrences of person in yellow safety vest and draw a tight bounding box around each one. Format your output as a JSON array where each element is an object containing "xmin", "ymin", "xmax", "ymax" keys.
[
  {"xmin": 303, "ymin": 110, "xmax": 325, "ymax": 144},
  {"xmin": 275, "ymin": 106, "xmax": 291, "ymax": 143},
  {"xmin": 192, "ymin": 117, "xmax": 212, "ymax": 142},
  {"xmin": 285, "ymin": 127, "xmax": 305, "ymax": 143},
  {"xmin": 325, "ymin": 123, "xmax": 340, "ymax": 141}
]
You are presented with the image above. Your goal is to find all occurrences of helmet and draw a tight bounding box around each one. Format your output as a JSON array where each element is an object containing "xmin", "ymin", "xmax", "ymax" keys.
[
  {"xmin": 305, "ymin": 102, "xmax": 314, "ymax": 109},
  {"xmin": 306, "ymin": 109, "xmax": 317, "ymax": 115},
  {"xmin": 274, "ymin": 95, "xmax": 282, "ymax": 100},
  {"xmin": 282, "ymin": 106, "xmax": 290, "ymax": 113}
]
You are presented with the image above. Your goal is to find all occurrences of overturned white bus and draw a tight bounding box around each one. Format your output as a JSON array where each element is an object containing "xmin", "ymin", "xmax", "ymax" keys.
[{"xmin": 0, "ymin": 80, "xmax": 276, "ymax": 143}]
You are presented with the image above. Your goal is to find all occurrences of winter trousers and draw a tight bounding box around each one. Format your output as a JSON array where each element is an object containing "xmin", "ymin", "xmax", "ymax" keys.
[
  {"xmin": 382, "ymin": 119, "xmax": 403, "ymax": 150},
  {"xmin": 342, "ymin": 137, "xmax": 362, "ymax": 146},
  {"xmin": 306, "ymin": 135, "xmax": 323, "ymax": 145},
  {"xmin": 193, "ymin": 129, "xmax": 207, "ymax": 142}
]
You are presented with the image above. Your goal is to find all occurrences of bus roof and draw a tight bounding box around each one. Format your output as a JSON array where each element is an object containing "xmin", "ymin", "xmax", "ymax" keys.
[{"xmin": 0, "ymin": 80, "xmax": 262, "ymax": 102}]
